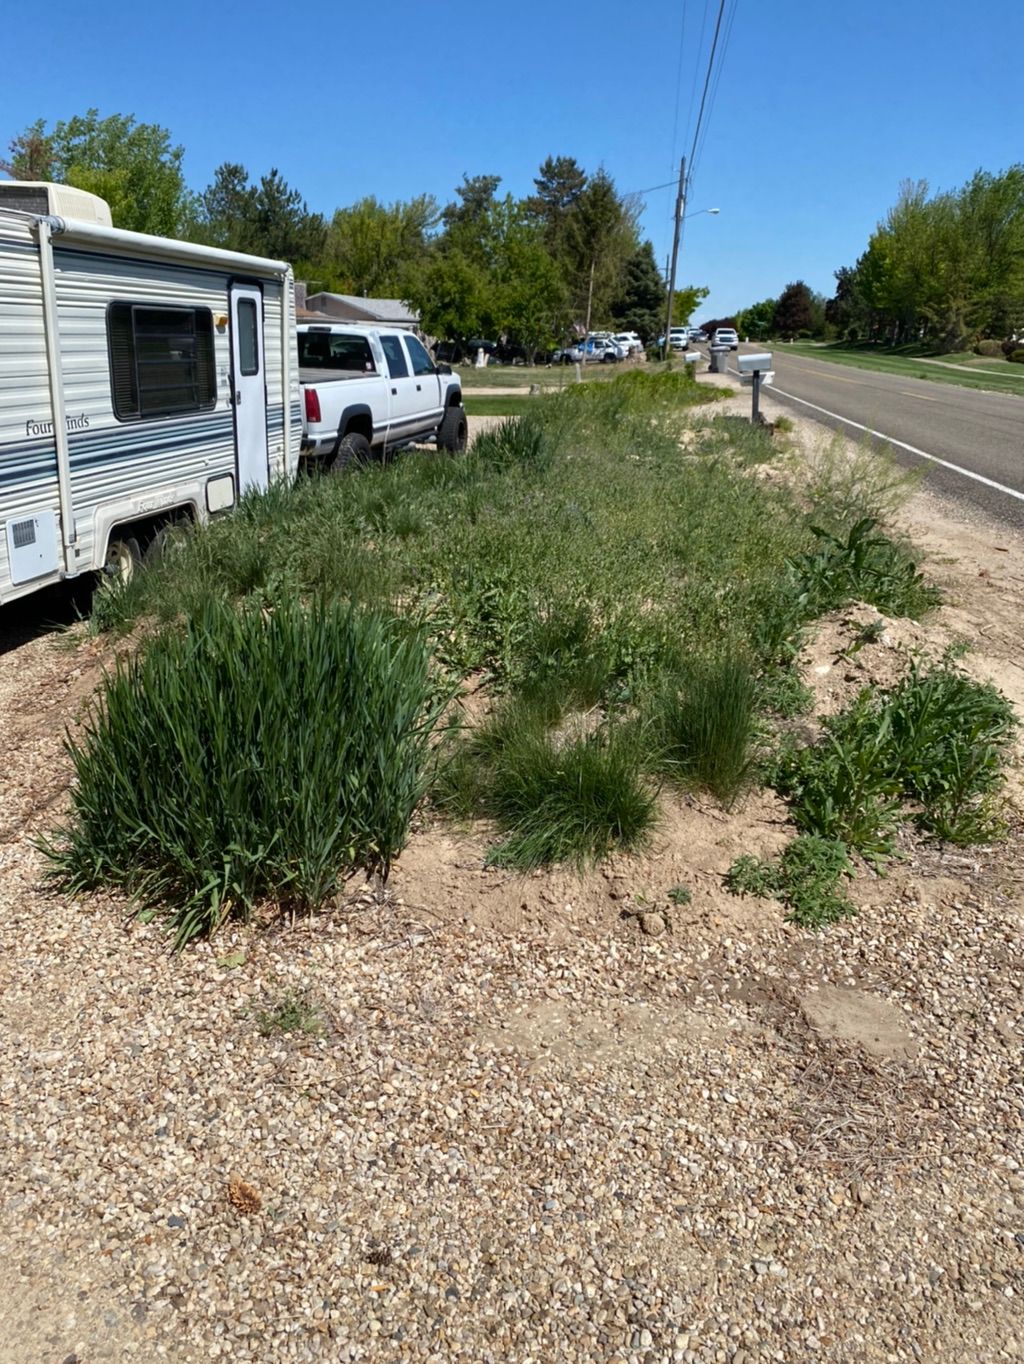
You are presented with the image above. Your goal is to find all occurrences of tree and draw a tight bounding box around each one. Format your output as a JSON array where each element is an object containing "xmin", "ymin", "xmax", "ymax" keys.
[
  {"xmin": 6, "ymin": 110, "xmax": 194, "ymax": 236},
  {"xmin": 773, "ymin": 281, "xmax": 815, "ymax": 337},
  {"xmin": 5, "ymin": 110, "xmax": 195, "ymax": 237},
  {"xmin": 562, "ymin": 169, "xmax": 639, "ymax": 324},
  {"xmin": 735, "ymin": 297, "xmax": 777, "ymax": 338},
  {"xmin": 525, "ymin": 155, "xmax": 588, "ymax": 255},
  {"xmin": 324, "ymin": 194, "xmax": 438, "ymax": 297},
  {"xmin": 491, "ymin": 201, "xmax": 568, "ymax": 359},
  {"xmin": 610, "ymin": 242, "xmax": 665, "ymax": 340},
  {"xmin": 194, "ymin": 164, "xmax": 326, "ymax": 267},
  {"xmin": 195, "ymin": 162, "xmax": 258, "ymax": 252}
]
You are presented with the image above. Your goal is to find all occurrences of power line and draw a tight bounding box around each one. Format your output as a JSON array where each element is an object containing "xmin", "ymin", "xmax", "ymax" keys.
[
  {"xmin": 689, "ymin": 0, "xmax": 738, "ymax": 186},
  {"xmin": 686, "ymin": 0, "xmax": 728, "ymax": 176},
  {"xmin": 683, "ymin": 0, "xmax": 710, "ymax": 166}
]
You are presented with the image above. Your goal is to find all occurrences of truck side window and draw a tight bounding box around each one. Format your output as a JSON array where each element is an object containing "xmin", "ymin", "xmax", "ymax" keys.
[
  {"xmin": 404, "ymin": 335, "xmax": 435, "ymax": 377},
  {"xmin": 380, "ymin": 335, "xmax": 409, "ymax": 379}
]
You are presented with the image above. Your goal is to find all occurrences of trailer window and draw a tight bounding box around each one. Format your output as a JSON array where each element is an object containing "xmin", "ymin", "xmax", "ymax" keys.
[{"xmin": 107, "ymin": 303, "xmax": 216, "ymax": 421}]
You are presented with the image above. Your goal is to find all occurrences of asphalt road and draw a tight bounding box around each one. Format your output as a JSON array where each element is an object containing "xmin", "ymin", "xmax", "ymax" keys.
[{"xmin": 726, "ymin": 344, "xmax": 1024, "ymax": 528}]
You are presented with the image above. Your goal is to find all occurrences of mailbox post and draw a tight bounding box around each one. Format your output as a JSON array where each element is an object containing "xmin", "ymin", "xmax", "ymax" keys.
[{"xmin": 736, "ymin": 352, "xmax": 774, "ymax": 424}]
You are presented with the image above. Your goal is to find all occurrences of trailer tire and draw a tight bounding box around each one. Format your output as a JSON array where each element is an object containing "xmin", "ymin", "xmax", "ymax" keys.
[
  {"xmin": 104, "ymin": 535, "xmax": 141, "ymax": 586},
  {"xmin": 330, "ymin": 431, "xmax": 372, "ymax": 473},
  {"xmin": 145, "ymin": 522, "xmax": 188, "ymax": 567},
  {"xmin": 437, "ymin": 406, "xmax": 468, "ymax": 453}
]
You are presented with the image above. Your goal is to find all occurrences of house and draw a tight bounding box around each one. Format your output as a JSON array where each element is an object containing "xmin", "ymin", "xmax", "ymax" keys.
[{"xmin": 303, "ymin": 291, "xmax": 420, "ymax": 331}]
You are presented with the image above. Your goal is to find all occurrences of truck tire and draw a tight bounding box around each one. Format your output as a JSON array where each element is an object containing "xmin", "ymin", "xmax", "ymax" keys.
[
  {"xmin": 437, "ymin": 406, "xmax": 468, "ymax": 453},
  {"xmin": 330, "ymin": 431, "xmax": 371, "ymax": 473}
]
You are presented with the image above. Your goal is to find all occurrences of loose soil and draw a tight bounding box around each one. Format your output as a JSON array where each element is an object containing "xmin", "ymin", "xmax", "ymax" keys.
[{"xmin": 0, "ymin": 385, "xmax": 1021, "ymax": 1363}]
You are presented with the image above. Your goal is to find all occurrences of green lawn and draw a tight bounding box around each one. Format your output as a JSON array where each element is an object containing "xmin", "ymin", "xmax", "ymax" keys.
[
  {"xmin": 463, "ymin": 395, "xmax": 539, "ymax": 417},
  {"xmin": 783, "ymin": 342, "xmax": 1024, "ymax": 397},
  {"xmin": 457, "ymin": 359, "xmax": 675, "ymax": 391}
]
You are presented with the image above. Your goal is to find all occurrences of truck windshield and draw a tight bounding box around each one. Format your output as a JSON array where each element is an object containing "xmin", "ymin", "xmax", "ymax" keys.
[{"xmin": 298, "ymin": 332, "xmax": 376, "ymax": 373}]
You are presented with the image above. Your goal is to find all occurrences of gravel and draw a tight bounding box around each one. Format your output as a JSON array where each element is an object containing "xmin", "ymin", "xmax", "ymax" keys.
[{"xmin": 0, "ymin": 410, "xmax": 1022, "ymax": 1363}]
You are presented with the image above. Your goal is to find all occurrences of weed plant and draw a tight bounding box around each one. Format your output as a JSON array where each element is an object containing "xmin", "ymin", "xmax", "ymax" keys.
[
  {"xmin": 255, "ymin": 988, "xmax": 325, "ymax": 1038},
  {"xmin": 791, "ymin": 517, "xmax": 941, "ymax": 620},
  {"xmin": 47, "ymin": 598, "xmax": 445, "ymax": 946},
  {"xmin": 727, "ymin": 835, "xmax": 855, "ymax": 928}
]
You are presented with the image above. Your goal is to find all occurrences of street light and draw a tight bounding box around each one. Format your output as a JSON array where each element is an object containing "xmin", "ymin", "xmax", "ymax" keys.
[{"xmin": 684, "ymin": 207, "xmax": 720, "ymax": 219}]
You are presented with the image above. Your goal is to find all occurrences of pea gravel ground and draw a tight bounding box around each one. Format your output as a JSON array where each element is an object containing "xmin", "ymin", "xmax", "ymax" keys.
[{"xmin": 0, "ymin": 400, "xmax": 1022, "ymax": 1364}]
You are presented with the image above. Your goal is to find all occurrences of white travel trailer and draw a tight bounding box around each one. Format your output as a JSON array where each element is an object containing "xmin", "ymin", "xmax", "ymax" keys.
[{"xmin": 0, "ymin": 182, "xmax": 300, "ymax": 605}]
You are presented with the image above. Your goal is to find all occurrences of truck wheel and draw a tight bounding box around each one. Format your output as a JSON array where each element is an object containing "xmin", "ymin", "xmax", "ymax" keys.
[
  {"xmin": 330, "ymin": 431, "xmax": 371, "ymax": 473},
  {"xmin": 104, "ymin": 535, "xmax": 141, "ymax": 586},
  {"xmin": 437, "ymin": 406, "xmax": 468, "ymax": 453}
]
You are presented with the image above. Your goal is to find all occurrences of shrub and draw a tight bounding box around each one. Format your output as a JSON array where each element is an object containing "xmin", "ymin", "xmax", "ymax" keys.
[
  {"xmin": 1010, "ymin": 349, "xmax": 1024, "ymax": 364},
  {"xmin": 974, "ymin": 339, "xmax": 1004, "ymax": 357},
  {"xmin": 47, "ymin": 598, "xmax": 445, "ymax": 946},
  {"xmin": 647, "ymin": 653, "xmax": 756, "ymax": 806}
]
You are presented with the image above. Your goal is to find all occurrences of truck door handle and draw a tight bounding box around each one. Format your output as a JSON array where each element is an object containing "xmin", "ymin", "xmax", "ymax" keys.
[
  {"xmin": 235, "ymin": 390, "xmax": 241, "ymax": 405},
  {"xmin": 391, "ymin": 387, "xmax": 397, "ymax": 395},
  {"xmin": 416, "ymin": 383, "xmax": 422, "ymax": 391}
]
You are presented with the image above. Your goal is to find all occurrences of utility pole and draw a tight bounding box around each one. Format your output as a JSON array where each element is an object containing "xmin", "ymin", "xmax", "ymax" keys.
[{"xmin": 662, "ymin": 156, "xmax": 686, "ymax": 361}]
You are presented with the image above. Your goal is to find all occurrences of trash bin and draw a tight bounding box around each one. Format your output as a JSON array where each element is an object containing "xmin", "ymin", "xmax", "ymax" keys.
[{"xmin": 709, "ymin": 345, "xmax": 729, "ymax": 374}]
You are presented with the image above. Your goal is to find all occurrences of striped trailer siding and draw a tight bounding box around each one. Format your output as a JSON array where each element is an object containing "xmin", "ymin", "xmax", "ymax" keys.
[
  {"xmin": 0, "ymin": 216, "xmax": 61, "ymax": 593},
  {"xmin": 0, "ymin": 208, "xmax": 300, "ymax": 606}
]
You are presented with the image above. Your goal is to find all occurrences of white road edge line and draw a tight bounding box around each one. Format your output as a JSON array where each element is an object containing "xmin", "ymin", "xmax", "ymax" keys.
[{"xmin": 733, "ymin": 372, "xmax": 1024, "ymax": 505}]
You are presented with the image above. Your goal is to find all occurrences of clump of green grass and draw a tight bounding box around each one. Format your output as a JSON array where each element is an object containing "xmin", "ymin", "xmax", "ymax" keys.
[
  {"xmin": 471, "ymin": 411, "xmax": 552, "ymax": 472},
  {"xmin": 46, "ymin": 597, "xmax": 446, "ymax": 947},
  {"xmin": 667, "ymin": 883, "xmax": 692, "ymax": 906},
  {"xmin": 727, "ymin": 834, "xmax": 855, "ymax": 929},
  {"xmin": 486, "ymin": 724, "xmax": 656, "ymax": 871},
  {"xmin": 434, "ymin": 692, "xmax": 656, "ymax": 870},
  {"xmin": 647, "ymin": 653, "xmax": 757, "ymax": 806},
  {"xmin": 255, "ymin": 988, "xmax": 325, "ymax": 1038}
]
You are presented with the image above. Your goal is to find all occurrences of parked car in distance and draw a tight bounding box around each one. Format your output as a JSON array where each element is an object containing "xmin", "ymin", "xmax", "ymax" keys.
[
  {"xmin": 612, "ymin": 331, "xmax": 644, "ymax": 356},
  {"xmin": 551, "ymin": 341, "xmax": 584, "ymax": 364},
  {"xmin": 690, "ymin": 329, "xmax": 708, "ymax": 343},
  {"xmin": 713, "ymin": 327, "xmax": 739, "ymax": 350},
  {"xmin": 584, "ymin": 337, "xmax": 627, "ymax": 363}
]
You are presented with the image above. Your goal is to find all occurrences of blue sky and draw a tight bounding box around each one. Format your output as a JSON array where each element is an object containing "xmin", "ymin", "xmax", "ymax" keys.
[{"xmin": 2, "ymin": 0, "xmax": 1020, "ymax": 319}]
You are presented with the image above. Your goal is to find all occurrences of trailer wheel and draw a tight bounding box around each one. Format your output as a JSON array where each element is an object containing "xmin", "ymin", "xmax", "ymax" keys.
[
  {"xmin": 330, "ymin": 431, "xmax": 371, "ymax": 473},
  {"xmin": 145, "ymin": 522, "xmax": 188, "ymax": 567},
  {"xmin": 104, "ymin": 536, "xmax": 141, "ymax": 586},
  {"xmin": 437, "ymin": 406, "xmax": 468, "ymax": 453}
]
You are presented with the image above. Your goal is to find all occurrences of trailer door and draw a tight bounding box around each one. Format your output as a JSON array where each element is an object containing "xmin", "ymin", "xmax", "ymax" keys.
[{"xmin": 229, "ymin": 283, "xmax": 269, "ymax": 493}]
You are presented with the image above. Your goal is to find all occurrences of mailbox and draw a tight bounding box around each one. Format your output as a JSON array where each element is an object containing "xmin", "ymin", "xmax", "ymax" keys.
[{"xmin": 737, "ymin": 351, "xmax": 773, "ymax": 373}]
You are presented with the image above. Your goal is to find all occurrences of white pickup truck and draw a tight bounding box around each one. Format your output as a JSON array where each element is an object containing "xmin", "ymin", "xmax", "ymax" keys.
[{"xmin": 298, "ymin": 323, "xmax": 468, "ymax": 471}]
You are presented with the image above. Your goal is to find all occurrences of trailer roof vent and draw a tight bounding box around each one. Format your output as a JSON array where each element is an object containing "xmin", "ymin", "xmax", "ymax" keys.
[{"xmin": 0, "ymin": 180, "xmax": 112, "ymax": 227}]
